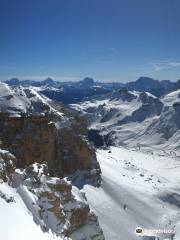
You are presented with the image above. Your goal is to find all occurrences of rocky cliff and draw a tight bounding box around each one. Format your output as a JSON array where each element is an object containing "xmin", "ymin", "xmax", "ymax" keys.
[
  {"xmin": 0, "ymin": 150, "xmax": 104, "ymax": 240},
  {"xmin": 0, "ymin": 84, "xmax": 101, "ymax": 187},
  {"xmin": 0, "ymin": 111, "xmax": 101, "ymax": 187},
  {"xmin": 0, "ymin": 83, "xmax": 104, "ymax": 239}
]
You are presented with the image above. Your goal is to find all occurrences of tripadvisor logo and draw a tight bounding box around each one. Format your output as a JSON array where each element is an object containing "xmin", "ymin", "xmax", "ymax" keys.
[
  {"xmin": 135, "ymin": 227, "xmax": 143, "ymax": 236},
  {"xmin": 135, "ymin": 226, "xmax": 175, "ymax": 237}
]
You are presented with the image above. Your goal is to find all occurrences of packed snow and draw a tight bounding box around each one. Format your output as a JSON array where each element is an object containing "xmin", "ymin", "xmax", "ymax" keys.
[{"xmin": 83, "ymin": 147, "xmax": 180, "ymax": 240}]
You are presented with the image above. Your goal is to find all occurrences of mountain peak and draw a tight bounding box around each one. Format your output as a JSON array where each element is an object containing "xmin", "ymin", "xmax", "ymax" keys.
[
  {"xmin": 43, "ymin": 77, "xmax": 54, "ymax": 85},
  {"xmin": 5, "ymin": 78, "xmax": 20, "ymax": 86},
  {"xmin": 136, "ymin": 76, "xmax": 158, "ymax": 83},
  {"xmin": 80, "ymin": 77, "xmax": 95, "ymax": 86}
]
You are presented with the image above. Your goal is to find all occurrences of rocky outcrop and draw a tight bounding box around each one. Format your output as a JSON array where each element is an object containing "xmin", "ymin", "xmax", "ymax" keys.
[
  {"xmin": 173, "ymin": 102, "xmax": 180, "ymax": 114},
  {"xmin": 0, "ymin": 150, "xmax": 104, "ymax": 240},
  {"xmin": 0, "ymin": 149, "xmax": 16, "ymax": 183},
  {"xmin": 116, "ymin": 87, "xmax": 137, "ymax": 101},
  {"xmin": 0, "ymin": 105, "xmax": 101, "ymax": 187},
  {"xmin": 0, "ymin": 113, "xmax": 60, "ymax": 170},
  {"xmin": 11, "ymin": 162, "xmax": 105, "ymax": 240}
]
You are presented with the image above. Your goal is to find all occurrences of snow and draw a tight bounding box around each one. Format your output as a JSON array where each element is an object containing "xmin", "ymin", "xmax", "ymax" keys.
[
  {"xmin": 71, "ymin": 89, "xmax": 180, "ymax": 155},
  {"xmin": 71, "ymin": 88, "xmax": 180, "ymax": 238},
  {"xmin": 161, "ymin": 89, "xmax": 180, "ymax": 106},
  {"xmin": 0, "ymin": 182, "xmax": 64, "ymax": 240},
  {"xmin": 70, "ymin": 90, "xmax": 142, "ymax": 128},
  {"xmin": 72, "ymin": 186, "xmax": 86, "ymax": 202},
  {"xmin": 3, "ymin": 162, "xmax": 103, "ymax": 240},
  {"xmin": 83, "ymin": 147, "xmax": 180, "ymax": 240},
  {"xmin": 0, "ymin": 82, "xmax": 64, "ymax": 118}
]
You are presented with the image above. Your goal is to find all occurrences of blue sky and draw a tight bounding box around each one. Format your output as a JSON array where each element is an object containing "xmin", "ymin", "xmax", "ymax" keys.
[{"xmin": 0, "ymin": 0, "xmax": 180, "ymax": 82}]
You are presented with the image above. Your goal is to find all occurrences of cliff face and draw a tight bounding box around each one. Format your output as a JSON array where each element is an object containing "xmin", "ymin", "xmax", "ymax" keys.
[
  {"xmin": 0, "ymin": 114, "xmax": 60, "ymax": 171},
  {"xmin": 0, "ymin": 110, "xmax": 101, "ymax": 187},
  {"xmin": 0, "ymin": 149, "xmax": 16, "ymax": 183}
]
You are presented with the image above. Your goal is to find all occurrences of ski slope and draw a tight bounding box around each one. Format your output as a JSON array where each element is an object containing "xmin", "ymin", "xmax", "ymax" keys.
[{"xmin": 83, "ymin": 147, "xmax": 180, "ymax": 240}]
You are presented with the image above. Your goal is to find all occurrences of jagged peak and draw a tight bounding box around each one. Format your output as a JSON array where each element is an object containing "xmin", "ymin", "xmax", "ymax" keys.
[
  {"xmin": 80, "ymin": 77, "xmax": 95, "ymax": 86},
  {"xmin": 4, "ymin": 78, "xmax": 20, "ymax": 86},
  {"xmin": 139, "ymin": 91, "xmax": 159, "ymax": 104},
  {"xmin": 43, "ymin": 77, "xmax": 55, "ymax": 85},
  {"xmin": 0, "ymin": 83, "xmax": 63, "ymax": 117}
]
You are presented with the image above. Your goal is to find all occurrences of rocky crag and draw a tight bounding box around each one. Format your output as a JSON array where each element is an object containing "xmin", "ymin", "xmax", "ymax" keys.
[
  {"xmin": 0, "ymin": 83, "xmax": 104, "ymax": 239},
  {"xmin": 0, "ymin": 83, "xmax": 101, "ymax": 187},
  {"xmin": 0, "ymin": 150, "xmax": 104, "ymax": 239}
]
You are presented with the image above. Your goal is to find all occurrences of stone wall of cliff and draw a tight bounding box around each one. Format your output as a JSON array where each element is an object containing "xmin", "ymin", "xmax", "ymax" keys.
[{"xmin": 0, "ymin": 109, "xmax": 101, "ymax": 186}]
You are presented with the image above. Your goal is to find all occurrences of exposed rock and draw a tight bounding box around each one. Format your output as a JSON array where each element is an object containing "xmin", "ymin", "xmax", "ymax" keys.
[
  {"xmin": 12, "ymin": 163, "xmax": 105, "ymax": 239},
  {"xmin": 0, "ymin": 149, "xmax": 16, "ymax": 183},
  {"xmin": 0, "ymin": 102, "xmax": 101, "ymax": 187},
  {"xmin": 116, "ymin": 87, "xmax": 137, "ymax": 101},
  {"xmin": 173, "ymin": 102, "xmax": 180, "ymax": 114},
  {"xmin": 0, "ymin": 113, "xmax": 60, "ymax": 170},
  {"xmin": 0, "ymin": 189, "xmax": 15, "ymax": 203}
]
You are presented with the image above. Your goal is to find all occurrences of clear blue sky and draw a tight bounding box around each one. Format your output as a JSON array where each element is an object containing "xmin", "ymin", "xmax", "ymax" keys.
[{"xmin": 0, "ymin": 0, "xmax": 180, "ymax": 82}]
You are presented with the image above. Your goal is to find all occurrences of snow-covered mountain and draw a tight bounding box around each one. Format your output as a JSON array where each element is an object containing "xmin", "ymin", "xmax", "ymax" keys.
[
  {"xmin": 4, "ymin": 77, "xmax": 117, "ymax": 104},
  {"xmin": 126, "ymin": 77, "xmax": 174, "ymax": 97},
  {"xmin": 71, "ymin": 88, "xmax": 162, "ymax": 125},
  {"xmin": 4, "ymin": 76, "xmax": 180, "ymax": 104},
  {"xmin": 70, "ymin": 88, "xmax": 180, "ymax": 155},
  {"xmin": 0, "ymin": 82, "xmax": 59, "ymax": 117}
]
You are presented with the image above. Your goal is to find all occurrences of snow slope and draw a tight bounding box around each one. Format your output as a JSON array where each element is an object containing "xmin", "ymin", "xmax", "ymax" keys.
[
  {"xmin": 70, "ymin": 89, "xmax": 180, "ymax": 155},
  {"xmin": 71, "ymin": 88, "xmax": 180, "ymax": 239},
  {"xmin": 0, "ymin": 82, "xmax": 64, "ymax": 117},
  {"xmin": 83, "ymin": 147, "xmax": 180, "ymax": 240},
  {"xmin": 0, "ymin": 182, "xmax": 64, "ymax": 240},
  {"xmin": 70, "ymin": 89, "xmax": 142, "ymax": 127},
  {"xmin": 70, "ymin": 88, "xmax": 162, "ymax": 128}
]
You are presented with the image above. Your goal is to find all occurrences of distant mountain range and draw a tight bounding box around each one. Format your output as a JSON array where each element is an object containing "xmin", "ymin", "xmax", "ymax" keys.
[
  {"xmin": 3, "ymin": 76, "xmax": 180, "ymax": 104},
  {"xmin": 126, "ymin": 76, "xmax": 180, "ymax": 97}
]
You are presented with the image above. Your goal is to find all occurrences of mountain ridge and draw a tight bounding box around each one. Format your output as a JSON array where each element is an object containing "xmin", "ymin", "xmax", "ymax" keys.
[
  {"xmin": 3, "ymin": 76, "xmax": 180, "ymax": 105},
  {"xmin": 70, "ymin": 87, "xmax": 180, "ymax": 156}
]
